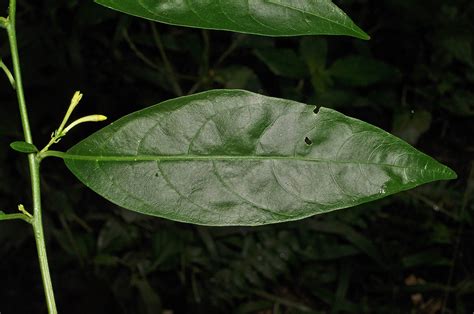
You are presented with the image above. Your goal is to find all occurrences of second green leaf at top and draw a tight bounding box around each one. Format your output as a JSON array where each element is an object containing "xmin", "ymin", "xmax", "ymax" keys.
[
  {"xmin": 62, "ymin": 90, "xmax": 455, "ymax": 226},
  {"xmin": 95, "ymin": 0, "xmax": 369, "ymax": 39}
]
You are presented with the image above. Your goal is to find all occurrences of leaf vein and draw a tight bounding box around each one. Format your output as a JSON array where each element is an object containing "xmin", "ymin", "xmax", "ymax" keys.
[{"xmin": 212, "ymin": 160, "xmax": 293, "ymax": 219}]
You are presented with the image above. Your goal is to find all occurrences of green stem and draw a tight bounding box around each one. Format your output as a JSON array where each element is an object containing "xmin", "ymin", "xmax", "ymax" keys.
[
  {"xmin": 31, "ymin": 160, "xmax": 57, "ymax": 313},
  {"xmin": 0, "ymin": 212, "xmax": 32, "ymax": 223},
  {"xmin": 5, "ymin": 0, "xmax": 57, "ymax": 313},
  {"xmin": 0, "ymin": 58, "xmax": 16, "ymax": 88},
  {"xmin": 6, "ymin": 1, "xmax": 31, "ymax": 143}
]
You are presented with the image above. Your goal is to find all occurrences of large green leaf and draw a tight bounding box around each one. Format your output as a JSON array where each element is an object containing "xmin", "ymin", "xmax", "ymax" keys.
[
  {"xmin": 95, "ymin": 0, "xmax": 369, "ymax": 39},
  {"xmin": 61, "ymin": 90, "xmax": 456, "ymax": 226}
]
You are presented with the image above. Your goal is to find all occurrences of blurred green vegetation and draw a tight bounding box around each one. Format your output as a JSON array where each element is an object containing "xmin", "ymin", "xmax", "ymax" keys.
[{"xmin": 0, "ymin": 0, "xmax": 472, "ymax": 313}]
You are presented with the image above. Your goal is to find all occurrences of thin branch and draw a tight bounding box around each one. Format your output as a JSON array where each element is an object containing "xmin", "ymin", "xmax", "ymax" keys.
[
  {"xmin": 150, "ymin": 22, "xmax": 183, "ymax": 96},
  {"xmin": 122, "ymin": 27, "xmax": 160, "ymax": 71},
  {"xmin": 188, "ymin": 30, "xmax": 211, "ymax": 95},
  {"xmin": 0, "ymin": 212, "xmax": 32, "ymax": 224},
  {"xmin": 6, "ymin": 2, "xmax": 33, "ymax": 144},
  {"xmin": 6, "ymin": 0, "xmax": 57, "ymax": 312},
  {"xmin": 253, "ymin": 290, "xmax": 313, "ymax": 312},
  {"xmin": 0, "ymin": 58, "xmax": 16, "ymax": 89},
  {"xmin": 407, "ymin": 190, "xmax": 456, "ymax": 219},
  {"xmin": 215, "ymin": 34, "xmax": 246, "ymax": 67},
  {"xmin": 441, "ymin": 162, "xmax": 473, "ymax": 313},
  {"xmin": 188, "ymin": 33, "xmax": 245, "ymax": 94}
]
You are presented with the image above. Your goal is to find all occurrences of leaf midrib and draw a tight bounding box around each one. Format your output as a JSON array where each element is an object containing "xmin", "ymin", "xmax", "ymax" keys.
[
  {"xmin": 48, "ymin": 150, "xmax": 436, "ymax": 172},
  {"xmin": 99, "ymin": 0, "xmax": 367, "ymax": 39}
]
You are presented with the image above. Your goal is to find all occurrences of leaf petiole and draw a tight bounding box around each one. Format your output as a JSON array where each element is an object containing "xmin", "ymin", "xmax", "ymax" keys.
[
  {"xmin": 0, "ymin": 211, "xmax": 32, "ymax": 224},
  {"xmin": 0, "ymin": 16, "xmax": 7, "ymax": 28}
]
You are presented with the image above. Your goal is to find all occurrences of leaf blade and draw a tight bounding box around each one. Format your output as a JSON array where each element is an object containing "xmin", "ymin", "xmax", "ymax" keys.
[
  {"xmin": 94, "ymin": 0, "xmax": 369, "ymax": 39},
  {"xmin": 63, "ymin": 90, "xmax": 456, "ymax": 226},
  {"xmin": 10, "ymin": 141, "xmax": 38, "ymax": 153}
]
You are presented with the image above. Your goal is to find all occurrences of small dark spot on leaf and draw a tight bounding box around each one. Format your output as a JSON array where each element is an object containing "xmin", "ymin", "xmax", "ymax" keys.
[
  {"xmin": 313, "ymin": 105, "xmax": 321, "ymax": 114},
  {"xmin": 304, "ymin": 137, "xmax": 312, "ymax": 145},
  {"xmin": 155, "ymin": 173, "xmax": 159, "ymax": 177}
]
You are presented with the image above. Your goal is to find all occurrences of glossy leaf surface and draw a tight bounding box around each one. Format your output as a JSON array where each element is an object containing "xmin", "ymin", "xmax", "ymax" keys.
[
  {"xmin": 95, "ymin": 0, "xmax": 369, "ymax": 39},
  {"xmin": 63, "ymin": 90, "xmax": 456, "ymax": 226}
]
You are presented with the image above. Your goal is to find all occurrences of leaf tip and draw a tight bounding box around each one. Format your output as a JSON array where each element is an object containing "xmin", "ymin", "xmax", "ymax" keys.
[
  {"xmin": 354, "ymin": 29, "xmax": 371, "ymax": 40},
  {"xmin": 429, "ymin": 162, "xmax": 458, "ymax": 182},
  {"xmin": 444, "ymin": 166, "xmax": 458, "ymax": 180}
]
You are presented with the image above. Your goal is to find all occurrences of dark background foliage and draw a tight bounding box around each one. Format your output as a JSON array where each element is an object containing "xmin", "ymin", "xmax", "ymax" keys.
[{"xmin": 1, "ymin": 0, "xmax": 473, "ymax": 313}]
